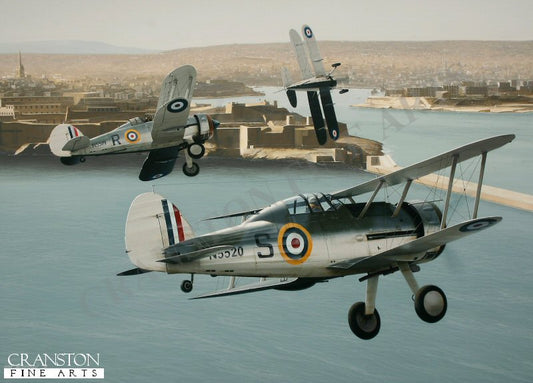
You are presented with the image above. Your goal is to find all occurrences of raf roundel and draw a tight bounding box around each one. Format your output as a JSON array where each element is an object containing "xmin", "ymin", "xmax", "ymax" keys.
[
  {"xmin": 304, "ymin": 26, "xmax": 313, "ymax": 39},
  {"xmin": 125, "ymin": 129, "xmax": 141, "ymax": 144},
  {"xmin": 459, "ymin": 218, "xmax": 499, "ymax": 232},
  {"xmin": 167, "ymin": 98, "xmax": 189, "ymax": 113},
  {"xmin": 278, "ymin": 223, "xmax": 313, "ymax": 265}
]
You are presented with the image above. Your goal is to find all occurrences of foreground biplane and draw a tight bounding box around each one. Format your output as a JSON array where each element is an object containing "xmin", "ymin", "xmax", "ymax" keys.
[
  {"xmin": 47, "ymin": 65, "xmax": 219, "ymax": 180},
  {"xmin": 119, "ymin": 134, "xmax": 514, "ymax": 339},
  {"xmin": 282, "ymin": 24, "xmax": 348, "ymax": 144}
]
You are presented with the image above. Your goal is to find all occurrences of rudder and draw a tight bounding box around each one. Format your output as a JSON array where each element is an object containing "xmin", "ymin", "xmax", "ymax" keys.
[
  {"xmin": 49, "ymin": 124, "xmax": 89, "ymax": 157},
  {"xmin": 125, "ymin": 192, "xmax": 194, "ymax": 272}
]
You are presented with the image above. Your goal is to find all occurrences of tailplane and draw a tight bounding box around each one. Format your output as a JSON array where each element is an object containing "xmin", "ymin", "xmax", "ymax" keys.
[
  {"xmin": 124, "ymin": 192, "xmax": 194, "ymax": 272},
  {"xmin": 49, "ymin": 124, "xmax": 90, "ymax": 157}
]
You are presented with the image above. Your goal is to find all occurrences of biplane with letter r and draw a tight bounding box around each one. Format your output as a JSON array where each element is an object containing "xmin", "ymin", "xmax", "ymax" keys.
[
  {"xmin": 282, "ymin": 25, "xmax": 348, "ymax": 145},
  {"xmin": 47, "ymin": 65, "xmax": 219, "ymax": 181},
  {"xmin": 119, "ymin": 134, "xmax": 514, "ymax": 339}
]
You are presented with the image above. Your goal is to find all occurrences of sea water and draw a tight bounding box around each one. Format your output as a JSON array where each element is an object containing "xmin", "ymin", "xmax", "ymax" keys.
[{"xmin": 1, "ymin": 89, "xmax": 532, "ymax": 382}]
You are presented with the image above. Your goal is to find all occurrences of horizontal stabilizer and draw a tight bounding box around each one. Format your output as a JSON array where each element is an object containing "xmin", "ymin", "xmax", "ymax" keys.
[
  {"xmin": 158, "ymin": 245, "xmax": 235, "ymax": 264},
  {"xmin": 191, "ymin": 278, "xmax": 299, "ymax": 299},
  {"xmin": 117, "ymin": 267, "xmax": 152, "ymax": 276},
  {"xmin": 332, "ymin": 134, "xmax": 515, "ymax": 198},
  {"xmin": 62, "ymin": 135, "xmax": 90, "ymax": 151},
  {"xmin": 329, "ymin": 216, "xmax": 502, "ymax": 270}
]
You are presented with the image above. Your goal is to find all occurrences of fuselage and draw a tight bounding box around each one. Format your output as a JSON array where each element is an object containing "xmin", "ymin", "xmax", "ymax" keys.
[
  {"xmin": 71, "ymin": 116, "xmax": 200, "ymax": 156},
  {"xmin": 287, "ymin": 76, "xmax": 337, "ymax": 91},
  {"xmin": 166, "ymin": 194, "xmax": 443, "ymax": 278}
]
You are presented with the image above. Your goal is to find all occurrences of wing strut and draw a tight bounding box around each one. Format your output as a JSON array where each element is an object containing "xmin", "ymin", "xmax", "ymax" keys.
[
  {"xmin": 392, "ymin": 179, "xmax": 413, "ymax": 217},
  {"xmin": 473, "ymin": 152, "xmax": 487, "ymax": 219},
  {"xmin": 440, "ymin": 154, "xmax": 458, "ymax": 229},
  {"xmin": 359, "ymin": 180, "xmax": 384, "ymax": 219}
]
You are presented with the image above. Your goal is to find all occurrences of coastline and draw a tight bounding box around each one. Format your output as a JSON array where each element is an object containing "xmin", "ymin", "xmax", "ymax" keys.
[{"xmin": 353, "ymin": 96, "xmax": 533, "ymax": 113}]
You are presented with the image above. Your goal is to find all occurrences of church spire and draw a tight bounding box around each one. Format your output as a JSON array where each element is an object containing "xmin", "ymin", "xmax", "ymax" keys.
[{"xmin": 17, "ymin": 51, "xmax": 25, "ymax": 78}]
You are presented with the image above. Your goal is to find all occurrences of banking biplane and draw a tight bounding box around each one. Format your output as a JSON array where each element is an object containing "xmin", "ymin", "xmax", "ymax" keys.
[
  {"xmin": 119, "ymin": 134, "xmax": 514, "ymax": 339},
  {"xmin": 282, "ymin": 25, "xmax": 348, "ymax": 144}
]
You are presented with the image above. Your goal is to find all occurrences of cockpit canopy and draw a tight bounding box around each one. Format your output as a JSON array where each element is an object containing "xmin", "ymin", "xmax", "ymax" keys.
[{"xmin": 283, "ymin": 193, "xmax": 343, "ymax": 215}]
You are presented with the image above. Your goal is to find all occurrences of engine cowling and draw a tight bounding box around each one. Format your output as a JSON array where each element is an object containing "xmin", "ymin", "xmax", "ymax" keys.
[
  {"xmin": 403, "ymin": 201, "xmax": 445, "ymax": 261},
  {"xmin": 193, "ymin": 114, "xmax": 218, "ymax": 142}
]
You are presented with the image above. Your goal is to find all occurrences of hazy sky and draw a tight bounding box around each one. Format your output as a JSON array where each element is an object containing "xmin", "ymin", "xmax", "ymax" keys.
[{"xmin": 2, "ymin": 0, "xmax": 532, "ymax": 50}]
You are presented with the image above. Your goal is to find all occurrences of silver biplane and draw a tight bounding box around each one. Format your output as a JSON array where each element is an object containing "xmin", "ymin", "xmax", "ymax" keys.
[
  {"xmin": 119, "ymin": 134, "xmax": 514, "ymax": 339},
  {"xmin": 282, "ymin": 25, "xmax": 348, "ymax": 145},
  {"xmin": 48, "ymin": 65, "xmax": 219, "ymax": 180}
]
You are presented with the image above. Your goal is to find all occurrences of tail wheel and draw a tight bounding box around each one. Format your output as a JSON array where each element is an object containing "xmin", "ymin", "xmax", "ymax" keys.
[
  {"xmin": 348, "ymin": 302, "xmax": 381, "ymax": 340},
  {"xmin": 414, "ymin": 285, "xmax": 447, "ymax": 323},
  {"xmin": 182, "ymin": 162, "xmax": 200, "ymax": 177},
  {"xmin": 187, "ymin": 143, "xmax": 205, "ymax": 159},
  {"xmin": 181, "ymin": 280, "xmax": 193, "ymax": 293}
]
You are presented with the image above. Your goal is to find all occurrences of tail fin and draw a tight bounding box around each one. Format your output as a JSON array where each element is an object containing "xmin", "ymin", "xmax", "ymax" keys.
[
  {"xmin": 49, "ymin": 124, "xmax": 89, "ymax": 157},
  {"xmin": 125, "ymin": 192, "xmax": 194, "ymax": 272}
]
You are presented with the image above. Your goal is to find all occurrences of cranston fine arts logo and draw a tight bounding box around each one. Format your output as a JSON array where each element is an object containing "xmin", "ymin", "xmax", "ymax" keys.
[{"xmin": 4, "ymin": 353, "xmax": 104, "ymax": 380}]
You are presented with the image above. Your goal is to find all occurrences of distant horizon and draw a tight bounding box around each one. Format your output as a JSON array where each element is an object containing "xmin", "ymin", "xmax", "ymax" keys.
[{"xmin": 1, "ymin": 38, "xmax": 532, "ymax": 55}]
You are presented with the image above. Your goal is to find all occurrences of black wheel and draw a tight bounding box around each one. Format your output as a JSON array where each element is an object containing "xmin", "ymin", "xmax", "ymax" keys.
[
  {"xmin": 182, "ymin": 162, "xmax": 200, "ymax": 177},
  {"xmin": 79, "ymin": 156, "xmax": 86, "ymax": 163},
  {"xmin": 414, "ymin": 285, "xmax": 447, "ymax": 323},
  {"xmin": 348, "ymin": 302, "xmax": 381, "ymax": 340},
  {"xmin": 181, "ymin": 280, "xmax": 193, "ymax": 293},
  {"xmin": 187, "ymin": 143, "xmax": 205, "ymax": 159}
]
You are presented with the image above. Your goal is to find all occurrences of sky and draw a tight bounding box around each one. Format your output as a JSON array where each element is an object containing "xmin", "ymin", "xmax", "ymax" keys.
[{"xmin": 1, "ymin": 0, "xmax": 532, "ymax": 51}]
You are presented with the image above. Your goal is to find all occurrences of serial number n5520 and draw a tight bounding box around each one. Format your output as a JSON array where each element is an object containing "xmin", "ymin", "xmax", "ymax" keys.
[{"xmin": 209, "ymin": 247, "xmax": 244, "ymax": 260}]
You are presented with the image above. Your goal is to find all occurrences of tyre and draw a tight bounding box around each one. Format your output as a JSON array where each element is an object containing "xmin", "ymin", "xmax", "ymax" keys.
[
  {"xmin": 182, "ymin": 162, "xmax": 200, "ymax": 177},
  {"xmin": 414, "ymin": 285, "xmax": 447, "ymax": 323},
  {"xmin": 348, "ymin": 302, "xmax": 381, "ymax": 340}
]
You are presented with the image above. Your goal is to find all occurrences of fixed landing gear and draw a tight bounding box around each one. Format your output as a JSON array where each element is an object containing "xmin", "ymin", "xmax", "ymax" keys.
[
  {"xmin": 187, "ymin": 143, "xmax": 205, "ymax": 159},
  {"xmin": 414, "ymin": 285, "xmax": 447, "ymax": 323},
  {"xmin": 181, "ymin": 274, "xmax": 194, "ymax": 293},
  {"xmin": 182, "ymin": 150, "xmax": 200, "ymax": 177},
  {"xmin": 182, "ymin": 162, "xmax": 199, "ymax": 177},
  {"xmin": 348, "ymin": 302, "xmax": 381, "ymax": 340},
  {"xmin": 348, "ymin": 264, "xmax": 448, "ymax": 340}
]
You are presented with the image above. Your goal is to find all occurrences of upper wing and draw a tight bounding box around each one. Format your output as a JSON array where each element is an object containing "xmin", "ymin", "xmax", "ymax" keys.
[
  {"xmin": 289, "ymin": 29, "xmax": 313, "ymax": 80},
  {"xmin": 328, "ymin": 216, "xmax": 502, "ymax": 271},
  {"xmin": 152, "ymin": 65, "xmax": 197, "ymax": 143},
  {"xmin": 301, "ymin": 25, "xmax": 326, "ymax": 76},
  {"xmin": 331, "ymin": 134, "xmax": 516, "ymax": 199}
]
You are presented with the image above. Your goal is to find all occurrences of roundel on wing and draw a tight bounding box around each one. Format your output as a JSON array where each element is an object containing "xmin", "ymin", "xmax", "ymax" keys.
[
  {"xmin": 459, "ymin": 218, "xmax": 499, "ymax": 232},
  {"xmin": 304, "ymin": 26, "xmax": 313, "ymax": 38},
  {"xmin": 278, "ymin": 223, "xmax": 313, "ymax": 265},
  {"xmin": 125, "ymin": 129, "xmax": 141, "ymax": 144},
  {"xmin": 167, "ymin": 98, "xmax": 189, "ymax": 113}
]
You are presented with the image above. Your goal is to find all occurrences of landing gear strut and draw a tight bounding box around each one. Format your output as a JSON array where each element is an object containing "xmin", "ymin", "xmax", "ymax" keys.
[
  {"xmin": 348, "ymin": 264, "xmax": 448, "ymax": 340},
  {"xmin": 348, "ymin": 275, "xmax": 381, "ymax": 340},
  {"xmin": 182, "ymin": 151, "xmax": 200, "ymax": 177},
  {"xmin": 399, "ymin": 263, "xmax": 447, "ymax": 323}
]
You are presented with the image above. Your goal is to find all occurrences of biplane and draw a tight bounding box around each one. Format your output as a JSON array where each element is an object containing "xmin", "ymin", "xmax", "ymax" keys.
[
  {"xmin": 119, "ymin": 134, "xmax": 514, "ymax": 339},
  {"xmin": 282, "ymin": 25, "xmax": 348, "ymax": 145},
  {"xmin": 47, "ymin": 65, "xmax": 219, "ymax": 180}
]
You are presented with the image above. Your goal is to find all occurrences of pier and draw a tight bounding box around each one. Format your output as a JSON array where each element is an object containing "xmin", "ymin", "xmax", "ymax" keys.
[{"xmin": 366, "ymin": 154, "xmax": 533, "ymax": 212}]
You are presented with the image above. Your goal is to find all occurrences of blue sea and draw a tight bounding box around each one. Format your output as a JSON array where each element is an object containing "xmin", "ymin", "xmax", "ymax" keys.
[{"xmin": 1, "ymin": 89, "xmax": 532, "ymax": 382}]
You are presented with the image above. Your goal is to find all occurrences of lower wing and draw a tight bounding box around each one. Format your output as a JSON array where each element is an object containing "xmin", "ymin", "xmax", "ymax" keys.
[{"xmin": 138, "ymin": 146, "xmax": 180, "ymax": 181}]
